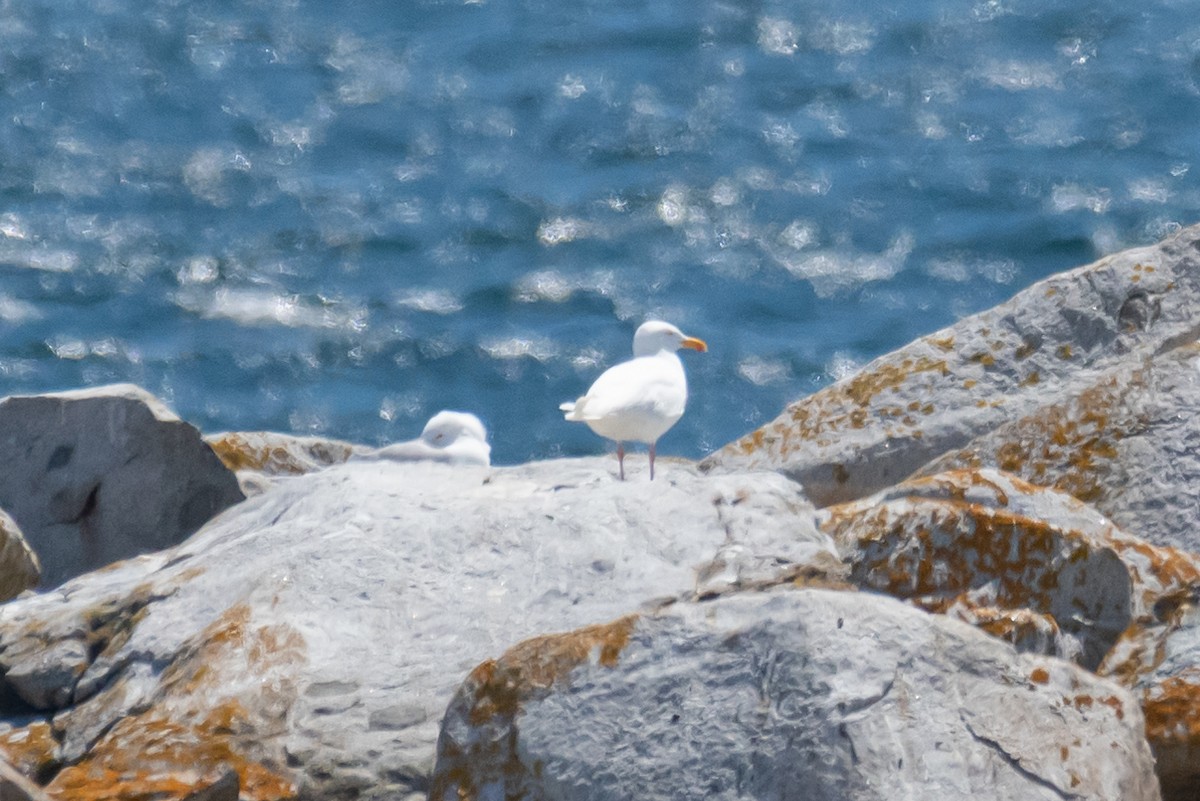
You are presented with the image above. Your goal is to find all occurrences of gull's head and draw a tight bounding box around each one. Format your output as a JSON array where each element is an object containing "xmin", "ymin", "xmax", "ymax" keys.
[
  {"xmin": 633, "ymin": 320, "xmax": 708, "ymax": 357},
  {"xmin": 421, "ymin": 411, "xmax": 489, "ymax": 449}
]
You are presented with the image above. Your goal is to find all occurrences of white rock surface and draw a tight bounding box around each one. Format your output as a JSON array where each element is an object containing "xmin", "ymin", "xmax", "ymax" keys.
[
  {"xmin": 0, "ymin": 457, "xmax": 834, "ymax": 799},
  {"xmin": 432, "ymin": 587, "xmax": 1161, "ymax": 801},
  {"xmin": 0, "ymin": 384, "xmax": 245, "ymax": 586}
]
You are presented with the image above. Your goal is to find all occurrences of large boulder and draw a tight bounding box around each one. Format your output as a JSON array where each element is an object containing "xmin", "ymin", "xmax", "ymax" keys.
[
  {"xmin": 0, "ymin": 457, "xmax": 834, "ymax": 800},
  {"xmin": 821, "ymin": 468, "xmax": 1200, "ymax": 670},
  {"xmin": 0, "ymin": 385, "xmax": 245, "ymax": 587},
  {"xmin": 914, "ymin": 342, "xmax": 1200, "ymax": 553},
  {"xmin": 700, "ymin": 223, "xmax": 1200, "ymax": 509},
  {"xmin": 819, "ymin": 468, "xmax": 1200, "ymax": 801},
  {"xmin": 431, "ymin": 587, "xmax": 1160, "ymax": 801}
]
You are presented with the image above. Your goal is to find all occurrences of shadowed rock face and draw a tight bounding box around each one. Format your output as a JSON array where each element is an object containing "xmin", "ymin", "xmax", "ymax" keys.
[
  {"xmin": 1102, "ymin": 587, "xmax": 1200, "ymax": 800},
  {"xmin": 0, "ymin": 510, "xmax": 39, "ymax": 601},
  {"xmin": 431, "ymin": 588, "xmax": 1161, "ymax": 801},
  {"xmin": 0, "ymin": 384, "xmax": 245, "ymax": 587}
]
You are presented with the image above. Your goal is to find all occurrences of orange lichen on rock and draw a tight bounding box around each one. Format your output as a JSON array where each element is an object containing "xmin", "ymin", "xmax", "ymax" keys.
[
  {"xmin": 826, "ymin": 498, "xmax": 1098, "ymax": 611},
  {"xmin": 45, "ymin": 603, "xmax": 305, "ymax": 801},
  {"xmin": 928, "ymin": 335, "xmax": 955, "ymax": 352},
  {"xmin": 837, "ymin": 356, "xmax": 951, "ymax": 407},
  {"xmin": 957, "ymin": 606, "xmax": 1061, "ymax": 654},
  {"xmin": 432, "ymin": 615, "xmax": 640, "ymax": 801},
  {"xmin": 465, "ymin": 615, "xmax": 638, "ymax": 727},
  {"xmin": 48, "ymin": 703, "xmax": 296, "ymax": 801},
  {"xmin": 81, "ymin": 583, "xmax": 160, "ymax": 667},
  {"xmin": 738, "ymin": 429, "xmax": 766, "ymax": 456},
  {"xmin": 1141, "ymin": 669, "xmax": 1200, "ymax": 798},
  {"xmin": 1014, "ymin": 339, "xmax": 1039, "ymax": 360},
  {"xmin": 1143, "ymin": 671, "xmax": 1200, "ymax": 745},
  {"xmin": 206, "ymin": 432, "xmax": 355, "ymax": 477},
  {"xmin": 922, "ymin": 367, "xmax": 1145, "ymax": 505},
  {"xmin": 721, "ymin": 354, "xmax": 952, "ymax": 459},
  {"xmin": 825, "ymin": 468, "xmax": 1200, "ymax": 675},
  {"xmin": 0, "ymin": 721, "xmax": 59, "ymax": 784}
]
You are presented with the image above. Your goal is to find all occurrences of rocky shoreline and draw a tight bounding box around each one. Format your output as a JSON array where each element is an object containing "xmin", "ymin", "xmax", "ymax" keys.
[{"xmin": 1, "ymin": 225, "xmax": 1200, "ymax": 800}]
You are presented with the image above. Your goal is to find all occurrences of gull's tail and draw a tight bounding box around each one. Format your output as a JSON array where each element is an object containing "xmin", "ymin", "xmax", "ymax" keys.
[{"xmin": 560, "ymin": 398, "xmax": 583, "ymax": 420}]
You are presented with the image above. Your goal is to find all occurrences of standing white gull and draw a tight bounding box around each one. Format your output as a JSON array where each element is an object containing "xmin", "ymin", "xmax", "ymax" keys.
[
  {"xmin": 560, "ymin": 320, "xmax": 707, "ymax": 480},
  {"xmin": 368, "ymin": 410, "xmax": 491, "ymax": 466}
]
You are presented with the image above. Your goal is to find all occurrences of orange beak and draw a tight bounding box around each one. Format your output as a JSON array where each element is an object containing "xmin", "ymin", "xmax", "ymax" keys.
[{"xmin": 681, "ymin": 336, "xmax": 708, "ymax": 353}]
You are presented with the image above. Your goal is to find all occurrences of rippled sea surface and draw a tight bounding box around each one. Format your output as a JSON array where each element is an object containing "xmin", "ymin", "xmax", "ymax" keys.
[{"xmin": 1, "ymin": 0, "xmax": 1198, "ymax": 464}]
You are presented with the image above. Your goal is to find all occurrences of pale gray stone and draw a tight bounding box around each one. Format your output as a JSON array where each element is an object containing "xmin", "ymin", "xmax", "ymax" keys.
[
  {"xmin": 701, "ymin": 223, "xmax": 1200, "ymax": 509},
  {"xmin": 2, "ymin": 638, "xmax": 88, "ymax": 710},
  {"xmin": 0, "ymin": 457, "xmax": 834, "ymax": 799},
  {"xmin": 915, "ymin": 342, "xmax": 1200, "ymax": 553},
  {"xmin": 432, "ymin": 588, "xmax": 1160, "ymax": 801},
  {"xmin": 0, "ymin": 384, "xmax": 245, "ymax": 587}
]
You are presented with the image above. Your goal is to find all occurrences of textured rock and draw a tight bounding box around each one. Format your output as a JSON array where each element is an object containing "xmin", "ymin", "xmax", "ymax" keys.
[
  {"xmin": 205, "ymin": 431, "xmax": 364, "ymax": 496},
  {"xmin": 1100, "ymin": 589, "xmax": 1200, "ymax": 801},
  {"xmin": 0, "ymin": 457, "xmax": 833, "ymax": 799},
  {"xmin": 431, "ymin": 587, "xmax": 1160, "ymax": 801},
  {"xmin": 821, "ymin": 468, "xmax": 1200, "ymax": 670},
  {"xmin": 0, "ymin": 756, "xmax": 53, "ymax": 801},
  {"xmin": 916, "ymin": 341, "xmax": 1200, "ymax": 553},
  {"xmin": 701, "ymin": 223, "xmax": 1200, "ymax": 508},
  {"xmin": 0, "ymin": 385, "xmax": 245, "ymax": 587},
  {"xmin": 0, "ymin": 723, "xmax": 58, "ymax": 787},
  {"xmin": 0, "ymin": 509, "xmax": 40, "ymax": 601}
]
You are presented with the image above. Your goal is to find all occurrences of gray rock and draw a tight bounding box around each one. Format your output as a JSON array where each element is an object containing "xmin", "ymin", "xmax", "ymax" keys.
[
  {"xmin": 204, "ymin": 430, "xmax": 365, "ymax": 497},
  {"xmin": 915, "ymin": 341, "xmax": 1200, "ymax": 553},
  {"xmin": 0, "ymin": 457, "xmax": 834, "ymax": 799},
  {"xmin": 1101, "ymin": 589, "xmax": 1200, "ymax": 801},
  {"xmin": 0, "ymin": 509, "xmax": 39, "ymax": 601},
  {"xmin": 431, "ymin": 587, "xmax": 1160, "ymax": 801},
  {"xmin": 1, "ymin": 637, "xmax": 89, "ymax": 710},
  {"xmin": 0, "ymin": 384, "xmax": 245, "ymax": 587},
  {"xmin": 701, "ymin": 223, "xmax": 1200, "ymax": 508},
  {"xmin": 0, "ymin": 756, "xmax": 54, "ymax": 801},
  {"xmin": 182, "ymin": 768, "xmax": 240, "ymax": 801},
  {"xmin": 821, "ymin": 467, "xmax": 1200, "ymax": 670}
]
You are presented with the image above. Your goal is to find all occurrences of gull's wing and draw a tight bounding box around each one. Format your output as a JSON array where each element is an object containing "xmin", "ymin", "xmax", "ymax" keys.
[{"xmin": 569, "ymin": 356, "xmax": 685, "ymax": 421}]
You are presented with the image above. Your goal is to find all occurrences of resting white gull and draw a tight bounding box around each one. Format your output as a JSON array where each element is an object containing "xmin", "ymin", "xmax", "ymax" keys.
[
  {"xmin": 368, "ymin": 410, "xmax": 491, "ymax": 466},
  {"xmin": 560, "ymin": 320, "xmax": 707, "ymax": 480}
]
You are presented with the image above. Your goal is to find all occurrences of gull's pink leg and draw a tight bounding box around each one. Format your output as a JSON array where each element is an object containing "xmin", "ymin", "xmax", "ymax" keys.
[
  {"xmin": 617, "ymin": 442, "xmax": 626, "ymax": 481},
  {"xmin": 649, "ymin": 441, "xmax": 656, "ymax": 481}
]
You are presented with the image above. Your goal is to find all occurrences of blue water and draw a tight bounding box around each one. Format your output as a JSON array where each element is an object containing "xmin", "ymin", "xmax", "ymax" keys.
[{"xmin": 1, "ymin": 0, "xmax": 1198, "ymax": 465}]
